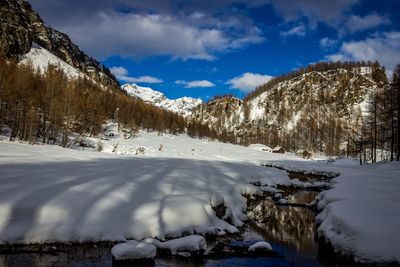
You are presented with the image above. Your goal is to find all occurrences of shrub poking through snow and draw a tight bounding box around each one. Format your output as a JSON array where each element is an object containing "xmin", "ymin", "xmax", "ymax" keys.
[{"xmin": 135, "ymin": 146, "xmax": 145, "ymax": 155}]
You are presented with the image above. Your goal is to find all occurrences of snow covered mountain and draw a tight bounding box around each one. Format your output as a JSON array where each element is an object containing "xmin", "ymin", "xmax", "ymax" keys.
[
  {"xmin": 0, "ymin": 0, "xmax": 118, "ymax": 87},
  {"xmin": 122, "ymin": 83, "xmax": 202, "ymax": 116},
  {"xmin": 192, "ymin": 65, "xmax": 388, "ymax": 154}
]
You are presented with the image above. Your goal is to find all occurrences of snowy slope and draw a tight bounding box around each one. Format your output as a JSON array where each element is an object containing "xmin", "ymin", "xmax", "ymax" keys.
[
  {"xmin": 122, "ymin": 83, "xmax": 202, "ymax": 116},
  {"xmin": 20, "ymin": 44, "xmax": 85, "ymax": 79}
]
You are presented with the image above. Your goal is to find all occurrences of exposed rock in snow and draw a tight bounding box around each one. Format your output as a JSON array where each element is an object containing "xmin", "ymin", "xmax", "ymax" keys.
[
  {"xmin": 145, "ymin": 235, "xmax": 207, "ymax": 255},
  {"xmin": 272, "ymin": 146, "xmax": 285, "ymax": 154},
  {"xmin": 121, "ymin": 83, "xmax": 202, "ymax": 116},
  {"xmin": 111, "ymin": 241, "xmax": 156, "ymax": 260},
  {"xmin": 248, "ymin": 241, "xmax": 273, "ymax": 252}
]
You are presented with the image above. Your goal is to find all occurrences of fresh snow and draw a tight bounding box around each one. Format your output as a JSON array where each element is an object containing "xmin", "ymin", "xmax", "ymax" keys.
[
  {"xmin": 0, "ymin": 139, "xmax": 301, "ymax": 244},
  {"xmin": 1, "ymin": 125, "xmax": 399, "ymax": 265},
  {"xmin": 316, "ymin": 161, "xmax": 400, "ymax": 263},
  {"xmin": 121, "ymin": 83, "xmax": 202, "ymax": 116},
  {"xmin": 111, "ymin": 240, "xmax": 156, "ymax": 260},
  {"xmin": 248, "ymin": 241, "xmax": 273, "ymax": 251}
]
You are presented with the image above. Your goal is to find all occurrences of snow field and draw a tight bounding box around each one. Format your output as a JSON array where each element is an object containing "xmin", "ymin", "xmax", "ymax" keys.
[{"xmin": 0, "ymin": 140, "xmax": 300, "ymax": 244}]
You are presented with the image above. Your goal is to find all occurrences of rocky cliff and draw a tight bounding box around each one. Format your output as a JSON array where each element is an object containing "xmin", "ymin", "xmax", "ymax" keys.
[{"xmin": 0, "ymin": 0, "xmax": 119, "ymax": 87}]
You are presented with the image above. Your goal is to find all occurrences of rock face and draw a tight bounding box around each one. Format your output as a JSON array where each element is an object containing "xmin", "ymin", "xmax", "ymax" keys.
[
  {"xmin": 192, "ymin": 66, "xmax": 388, "ymax": 155},
  {"xmin": 0, "ymin": 0, "xmax": 118, "ymax": 87}
]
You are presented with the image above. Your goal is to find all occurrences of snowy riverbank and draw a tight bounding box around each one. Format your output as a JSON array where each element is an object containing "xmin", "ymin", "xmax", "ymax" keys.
[{"xmin": 1, "ymin": 132, "xmax": 399, "ymax": 265}]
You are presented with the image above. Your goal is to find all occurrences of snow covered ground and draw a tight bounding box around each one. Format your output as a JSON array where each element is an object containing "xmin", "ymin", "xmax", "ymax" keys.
[
  {"xmin": 0, "ymin": 138, "xmax": 300, "ymax": 244},
  {"xmin": 0, "ymin": 126, "xmax": 399, "ymax": 265},
  {"xmin": 69, "ymin": 123, "xmax": 303, "ymax": 163}
]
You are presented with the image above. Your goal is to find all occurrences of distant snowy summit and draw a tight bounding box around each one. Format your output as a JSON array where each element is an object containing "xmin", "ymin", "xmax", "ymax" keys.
[{"xmin": 122, "ymin": 83, "xmax": 202, "ymax": 116}]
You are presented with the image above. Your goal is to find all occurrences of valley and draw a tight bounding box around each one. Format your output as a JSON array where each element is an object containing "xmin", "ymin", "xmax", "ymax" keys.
[{"xmin": 0, "ymin": 0, "xmax": 399, "ymax": 266}]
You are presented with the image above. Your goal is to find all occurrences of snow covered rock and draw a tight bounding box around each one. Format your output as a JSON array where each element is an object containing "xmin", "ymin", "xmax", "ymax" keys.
[
  {"xmin": 111, "ymin": 240, "xmax": 157, "ymax": 260},
  {"xmin": 272, "ymin": 146, "xmax": 285, "ymax": 154},
  {"xmin": 241, "ymin": 184, "xmax": 263, "ymax": 197},
  {"xmin": 145, "ymin": 235, "xmax": 207, "ymax": 255},
  {"xmin": 278, "ymin": 198, "xmax": 289, "ymax": 205},
  {"xmin": 210, "ymin": 193, "xmax": 225, "ymax": 208},
  {"xmin": 248, "ymin": 241, "xmax": 273, "ymax": 252}
]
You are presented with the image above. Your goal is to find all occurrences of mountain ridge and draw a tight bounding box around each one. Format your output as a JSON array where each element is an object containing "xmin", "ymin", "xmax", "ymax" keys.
[
  {"xmin": 0, "ymin": 0, "xmax": 119, "ymax": 87},
  {"xmin": 121, "ymin": 83, "xmax": 202, "ymax": 116}
]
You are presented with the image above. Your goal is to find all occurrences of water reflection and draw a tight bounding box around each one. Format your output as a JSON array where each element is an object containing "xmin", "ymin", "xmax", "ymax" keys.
[{"xmin": 248, "ymin": 200, "xmax": 316, "ymax": 252}]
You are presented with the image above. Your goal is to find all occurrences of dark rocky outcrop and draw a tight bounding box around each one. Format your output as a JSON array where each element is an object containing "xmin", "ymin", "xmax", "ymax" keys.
[{"xmin": 0, "ymin": 0, "xmax": 119, "ymax": 87}]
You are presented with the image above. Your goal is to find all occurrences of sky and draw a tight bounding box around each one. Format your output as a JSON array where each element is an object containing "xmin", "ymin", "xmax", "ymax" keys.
[{"xmin": 29, "ymin": 0, "xmax": 400, "ymax": 101}]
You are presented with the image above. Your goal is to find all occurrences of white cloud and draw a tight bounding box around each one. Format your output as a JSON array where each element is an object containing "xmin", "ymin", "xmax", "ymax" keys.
[
  {"xmin": 58, "ymin": 12, "xmax": 264, "ymax": 61},
  {"xmin": 320, "ymin": 37, "xmax": 338, "ymax": 49},
  {"xmin": 281, "ymin": 24, "xmax": 306, "ymax": 37},
  {"xmin": 175, "ymin": 80, "xmax": 216, "ymax": 88},
  {"xmin": 226, "ymin": 72, "xmax": 273, "ymax": 93},
  {"xmin": 110, "ymin": 66, "xmax": 163, "ymax": 84},
  {"xmin": 328, "ymin": 31, "xmax": 400, "ymax": 75},
  {"xmin": 343, "ymin": 13, "xmax": 390, "ymax": 34}
]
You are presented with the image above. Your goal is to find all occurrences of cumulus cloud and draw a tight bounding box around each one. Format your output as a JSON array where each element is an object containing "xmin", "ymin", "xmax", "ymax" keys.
[
  {"xmin": 110, "ymin": 66, "xmax": 163, "ymax": 84},
  {"xmin": 328, "ymin": 31, "xmax": 400, "ymax": 75},
  {"xmin": 226, "ymin": 72, "xmax": 273, "ymax": 93},
  {"xmin": 29, "ymin": 0, "xmax": 265, "ymax": 61},
  {"xmin": 343, "ymin": 13, "xmax": 390, "ymax": 34},
  {"xmin": 281, "ymin": 24, "xmax": 306, "ymax": 37},
  {"xmin": 175, "ymin": 80, "xmax": 216, "ymax": 88}
]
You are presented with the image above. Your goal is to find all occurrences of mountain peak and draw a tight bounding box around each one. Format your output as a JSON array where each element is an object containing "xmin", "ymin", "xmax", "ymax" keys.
[{"xmin": 121, "ymin": 83, "xmax": 202, "ymax": 116}]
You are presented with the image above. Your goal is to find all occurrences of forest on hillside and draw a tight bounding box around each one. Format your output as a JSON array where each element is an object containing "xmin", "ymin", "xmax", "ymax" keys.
[
  {"xmin": 244, "ymin": 61, "xmax": 400, "ymax": 162},
  {"xmin": 1, "ymin": 50, "xmax": 399, "ymax": 162},
  {"xmin": 0, "ymin": 52, "xmax": 222, "ymax": 146}
]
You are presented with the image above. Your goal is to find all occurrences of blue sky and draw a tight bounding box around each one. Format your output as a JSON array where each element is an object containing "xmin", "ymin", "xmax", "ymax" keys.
[{"xmin": 30, "ymin": 0, "xmax": 400, "ymax": 100}]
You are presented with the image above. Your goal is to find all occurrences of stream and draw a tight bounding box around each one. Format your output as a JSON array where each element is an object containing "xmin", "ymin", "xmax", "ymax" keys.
[{"xmin": 0, "ymin": 171, "xmax": 359, "ymax": 267}]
